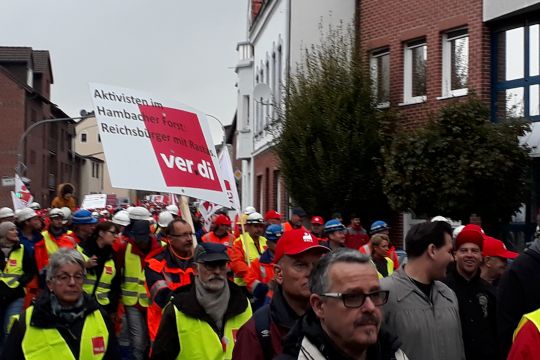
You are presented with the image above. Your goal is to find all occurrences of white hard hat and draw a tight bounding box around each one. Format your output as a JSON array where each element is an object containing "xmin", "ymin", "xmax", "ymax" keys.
[
  {"xmin": 165, "ymin": 204, "xmax": 179, "ymax": 215},
  {"xmin": 431, "ymin": 215, "xmax": 452, "ymax": 225},
  {"xmin": 60, "ymin": 207, "xmax": 72, "ymax": 224},
  {"xmin": 452, "ymin": 225, "xmax": 465, "ymax": 240},
  {"xmin": 158, "ymin": 211, "xmax": 174, "ymax": 228},
  {"xmin": 244, "ymin": 206, "xmax": 256, "ymax": 215},
  {"xmin": 0, "ymin": 207, "xmax": 15, "ymax": 219},
  {"xmin": 49, "ymin": 208, "xmax": 64, "ymax": 219},
  {"xmin": 29, "ymin": 202, "xmax": 41, "ymax": 210},
  {"xmin": 129, "ymin": 206, "xmax": 152, "ymax": 221},
  {"xmin": 112, "ymin": 210, "xmax": 130, "ymax": 227},
  {"xmin": 126, "ymin": 206, "xmax": 134, "ymax": 214},
  {"xmin": 246, "ymin": 212, "xmax": 264, "ymax": 224},
  {"xmin": 17, "ymin": 208, "xmax": 38, "ymax": 222},
  {"xmin": 91, "ymin": 211, "xmax": 99, "ymax": 218}
]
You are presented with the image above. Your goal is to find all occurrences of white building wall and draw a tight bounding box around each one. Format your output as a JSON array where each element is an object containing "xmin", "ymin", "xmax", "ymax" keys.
[
  {"xmin": 483, "ymin": 0, "xmax": 540, "ymax": 21},
  {"xmin": 79, "ymin": 159, "xmax": 103, "ymax": 197}
]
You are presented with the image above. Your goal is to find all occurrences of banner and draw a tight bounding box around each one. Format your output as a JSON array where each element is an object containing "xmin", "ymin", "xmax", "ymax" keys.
[
  {"xmin": 218, "ymin": 148, "xmax": 241, "ymax": 211},
  {"xmin": 198, "ymin": 200, "xmax": 220, "ymax": 232},
  {"xmin": 12, "ymin": 174, "xmax": 33, "ymax": 210},
  {"xmin": 81, "ymin": 194, "xmax": 107, "ymax": 209},
  {"xmin": 89, "ymin": 84, "xmax": 229, "ymax": 207}
]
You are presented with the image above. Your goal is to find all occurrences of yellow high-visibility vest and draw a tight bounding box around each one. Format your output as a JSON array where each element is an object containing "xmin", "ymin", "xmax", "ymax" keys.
[
  {"xmin": 376, "ymin": 257, "xmax": 394, "ymax": 279},
  {"xmin": 121, "ymin": 243, "xmax": 149, "ymax": 307},
  {"xmin": 77, "ymin": 245, "xmax": 116, "ymax": 306},
  {"xmin": 0, "ymin": 245, "xmax": 24, "ymax": 288},
  {"xmin": 21, "ymin": 305, "xmax": 109, "ymax": 360},
  {"xmin": 233, "ymin": 234, "xmax": 267, "ymax": 286},
  {"xmin": 513, "ymin": 308, "xmax": 540, "ymax": 342},
  {"xmin": 173, "ymin": 299, "xmax": 252, "ymax": 359}
]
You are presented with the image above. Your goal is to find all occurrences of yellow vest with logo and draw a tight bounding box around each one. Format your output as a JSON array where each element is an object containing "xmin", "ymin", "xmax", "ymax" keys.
[
  {"xmin": 513, "ymin": 308, "xmax": 540, "ymax": 342},
  {"xmin": 77, "ymin": 245, "xmax": 116, "ymax": 306},
  {"xmin": 121, "ymin": 243, "xmax": 149, "ymax": 307},
  {"xmin": 0, "ymin": 245, "xmax": 24, "ymax": 288},
  {"xmin": 376, "ymin": 257, "xmax": 394, "ymax": 279},
  {"xmin": 233, "ymin": 234, "xmax": 267, "ymax": 286},
  {"xmin": 41, "ymin": 230, "xmax": 73, "ymax": 255},
  {"xmin": 21, "ymin": 305, "xmax": 109, "ymax": 360},
  {"xmin": 174, "ymin": 299, "xmax": 252, "ymax": 360}
]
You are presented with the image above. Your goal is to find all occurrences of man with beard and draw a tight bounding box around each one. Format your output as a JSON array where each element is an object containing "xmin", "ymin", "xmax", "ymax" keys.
[
  {"xmin": 277, "ymin": 249, "xmax": 408, "ymax": 359},
  {"xmin": 443, "ymin": 224, "xmax": 499, "ymax": 360},
  {"xmin": 145, "ymin": 218, "xmax": 195, "ymax": 342},
  {"xmin": 151, "ymin": 242, "xmax": 252, "ymax": 359},
  {"xmin": 282, "ymin": 208, "xmax": 307, "ymax": 232}
]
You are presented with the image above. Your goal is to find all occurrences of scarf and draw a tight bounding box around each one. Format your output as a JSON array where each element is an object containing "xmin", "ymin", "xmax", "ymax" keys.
[
  {"xmin": 194, "ymin": 276, "xmax": 230, "ymax": 331},
  {"xmin": 50, "ymin": 292, "xmax": 86, "ymax": 324}
]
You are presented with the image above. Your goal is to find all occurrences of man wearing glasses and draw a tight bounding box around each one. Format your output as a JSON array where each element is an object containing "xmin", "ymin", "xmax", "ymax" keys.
[
  {"xmin": 145, "ymin": 219, "xmax": 195, "ymax": 343},
  {"xmin": 380, "ymin": 221, "xmax": 464, "ymax": 360},
  {"xmin": 277, "ymin": 249, "xmax": 408, "ymax": 359},
  {"xmin": 151, "ymin": 242, "xmax": 252, "ymax": 359}
]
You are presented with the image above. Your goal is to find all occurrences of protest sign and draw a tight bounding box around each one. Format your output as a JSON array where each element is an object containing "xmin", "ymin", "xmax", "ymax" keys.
[
  {"xmin": 12, "ymin": 174, "xmax": 33, "ymax": 210},
  {"xmin": 89, "ymin": 83, "xmax": 228, "ymax": 206},
  {"xmin": 81, "ymin": 194, "xmax": 107, "ymax": 209}
]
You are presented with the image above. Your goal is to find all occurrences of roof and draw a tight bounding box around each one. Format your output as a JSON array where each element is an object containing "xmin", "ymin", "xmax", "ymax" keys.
[
  {"xmin": 32, "ymin": 50, "xmax": 53, "ymax": 83},
  {"xmin": 0, "ymin": 46, "xmax": 33, "ymax": 63}
]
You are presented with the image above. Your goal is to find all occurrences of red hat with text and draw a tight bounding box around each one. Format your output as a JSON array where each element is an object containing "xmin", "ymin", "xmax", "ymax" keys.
[
  {"xmin": 483, "ymin": 236, "xmax": 518, "ymax": 259},
  {"xmin": 311, "ymin": 216, "xmax": 324, "ymax": 225},
  {"xmin": 455, "ymin": 224, "xmax": 484, "ymax": 250},
  {"xmin": 274, "ymin": 228, "xmax": 329, "ymax": 263},
  {"xmin": 264, "ymin": 210, "xmax": 281, "ymax": 221}
]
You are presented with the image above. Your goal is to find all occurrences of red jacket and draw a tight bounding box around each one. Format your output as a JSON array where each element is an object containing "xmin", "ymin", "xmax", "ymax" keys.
[{"xmin": 508, "ymin": 319, "xmax": 540, "ymax": 360}]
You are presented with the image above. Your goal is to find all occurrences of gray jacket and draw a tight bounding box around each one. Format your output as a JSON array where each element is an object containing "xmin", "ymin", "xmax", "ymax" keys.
[{"xmin": 380, "ymin": 268, "xmax": 465, "ymax": 360}]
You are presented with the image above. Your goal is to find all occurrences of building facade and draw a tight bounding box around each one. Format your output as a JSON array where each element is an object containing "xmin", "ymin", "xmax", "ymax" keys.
[
  {"xmin": 74, "ymin": 116, "xmax": 134, "ymax": 204},
  {"xmin": 235, "ymin": 0, "xmax": 355, "ymax": 217},
  {"xmin": 0, "ymin": 47, "xmax": 78, "ymax": 207}
]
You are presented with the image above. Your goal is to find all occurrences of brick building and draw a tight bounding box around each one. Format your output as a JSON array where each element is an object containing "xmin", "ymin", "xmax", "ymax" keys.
[
  {"xmin": 358, "ymin": 0, "xmax": 540, "ymax": 244},
  {"xmin": 0, "ymin": 47, "xmax": 78, "ymax": 207}
]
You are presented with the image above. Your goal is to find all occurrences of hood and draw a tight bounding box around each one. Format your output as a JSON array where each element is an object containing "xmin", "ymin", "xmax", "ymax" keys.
[{"xmin": 57, "ymin": 182, "xmax": 75, "ymax": 196}]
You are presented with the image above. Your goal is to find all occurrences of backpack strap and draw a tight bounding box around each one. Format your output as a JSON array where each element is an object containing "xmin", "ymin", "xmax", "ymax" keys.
[{"xmin": 254, "ymin": 305, "xmax": 272, "ymax": 360}]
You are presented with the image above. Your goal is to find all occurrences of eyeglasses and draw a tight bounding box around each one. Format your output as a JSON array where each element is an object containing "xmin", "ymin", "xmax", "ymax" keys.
[
  {"xmin": 169, "ymin": 232, "xmax": 194, "ymax": 239},
  {"xmin": 320, "ymin": 290, "xmax": 389, "ymax": 308},
  {"xmin": 54, "ymin": 273, "xmax": 85, "ymax": 284}
]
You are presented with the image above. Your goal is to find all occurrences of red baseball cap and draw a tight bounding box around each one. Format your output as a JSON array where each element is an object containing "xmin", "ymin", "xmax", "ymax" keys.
[
  {"xmin": 264, "ymin": 210, "xmax": 281, "ymax": 221},
  {"xmin": 311, "ymin": 216, "xmax": 324, "ymax": 225},
  {"xmin": 274, "ymin": 229, "xmax": 329, "ymax": 263},
  {"xmin": 214, "ymin": 214, "xmax": 231, "ymax": 226},
  {"xmin": 483, "ymin": 236, "xmax": 518, "ymax": 259},
  {"xmin": 455, "ymin": 224, "xmax": 485, "ymax": 250}
]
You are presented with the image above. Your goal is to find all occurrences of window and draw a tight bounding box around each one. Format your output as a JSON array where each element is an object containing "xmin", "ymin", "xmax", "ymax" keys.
[
  {"xmin": 81, "ymin": 132, "xmax": 87, "ymax": 143},
  {"xmin": 370, "ymin": 48, "xmax": 390, "ymax": 106},
  {"xmin": 403, "ymin": 39, "xmax": 427, "ymax": 104},
  {"xmin": 273, "ymin": 170, "xmax": 281, "ymax": 212},
  {"xmin": 277, "ymin": 44, "xmax": 282, "ymax": 107},
  {"xmin": 493, "ymin": 22, "xmax": 540, "ymax": 121},
  {"xmin": 441, "ymin": 28, "xmax": 469, "ymax": 97}
]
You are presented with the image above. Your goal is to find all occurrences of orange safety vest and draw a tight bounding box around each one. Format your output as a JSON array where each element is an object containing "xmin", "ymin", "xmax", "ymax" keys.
[
  {"xmin": 201, "ymin": 232, "xmax": 234, "ymax": 247},
  {"xmin": 146, "ymin": 256, "xmax": 193, "ymax": 341}
]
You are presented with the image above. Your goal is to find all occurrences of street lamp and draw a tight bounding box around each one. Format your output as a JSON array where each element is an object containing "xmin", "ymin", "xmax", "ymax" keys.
[
  {"xmin": 16, "ymin": 115, "xmax": 93, "ymax": 176},
  {"xmin": 205, "ymin": 113, "xmax": 227, "ymax": 149}
]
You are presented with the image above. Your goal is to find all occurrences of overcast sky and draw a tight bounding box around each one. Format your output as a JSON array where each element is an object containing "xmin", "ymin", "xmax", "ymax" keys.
[{"xmin": 0, "ymin": 0, "xmax": 248, "ymax": 143}]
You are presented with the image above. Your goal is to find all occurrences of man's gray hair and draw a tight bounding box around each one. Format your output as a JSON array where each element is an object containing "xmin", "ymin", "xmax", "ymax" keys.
[
  {"xmin": 309, "ymin": 248, "xmax": 372, "ymax": 295},
  {"xmin": 46, "ymin": 248, "xmax": 86, "ymax": 282}
]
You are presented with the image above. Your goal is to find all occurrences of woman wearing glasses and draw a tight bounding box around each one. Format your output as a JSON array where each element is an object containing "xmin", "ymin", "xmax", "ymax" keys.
[
  {"xmin": 1, "ymin": 248, "xmax": 118, "ymax": 359},
  {"xmin": 77, "ymin": 221, "xmax": 121, "ymax": 316}
]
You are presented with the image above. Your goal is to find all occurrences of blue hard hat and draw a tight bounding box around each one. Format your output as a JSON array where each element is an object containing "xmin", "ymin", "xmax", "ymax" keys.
[
  {"xmin": 370, "ymin": 220, "xmax": 389, "ymax": 234},
  {"xmin": 324, "ymin": 219, "xmax": 346, "ymax": 233},
  {"xmin": 72, "ymin": 209, "xmax": 98, "ymax": 225},
  {"xmin": 265, "ymin": 224, "xmax": 283, "ymax": 242}
]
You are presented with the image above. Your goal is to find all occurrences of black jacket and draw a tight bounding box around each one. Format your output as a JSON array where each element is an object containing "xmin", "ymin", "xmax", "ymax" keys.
[
  {"xmin": 497, "ymin": 245, "xmax": 540, "ymax": 356},
  {"xmin": 0, "ymin": 243, "xmax": 36, "ymax": 305},
  {"xmin": 0, "ymin": 292, "xmax": 118, "ymax": 360},
  {"xmin": 276, "ymin": 308, "xmax": 404, "ymax": 360},
  {"xmin": 443, "ymin": 266, "xmax": 499, "ymax": 360},
  {"xmin": 78, "ymin": 239, "xmax": 121, "ymax": 314},
  {"xmin": 151, "ymin": 279, "xmax": 250, "ymax": 360}
]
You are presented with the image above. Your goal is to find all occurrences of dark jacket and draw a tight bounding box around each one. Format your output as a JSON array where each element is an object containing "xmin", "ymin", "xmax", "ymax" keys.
[
  {"xmin": 443, "ymin": 265, "xmax": 499, "ymax": 360},
  {"xmin": 276, "ymin": 308, "xmax": 406, "ymax": 360},
  {"xmin": 0, "ymin": 292, "xmax": 118, "ymax": 360},
  {"xmin": 150, "ymin": 279, "xmax": 250, "ymax": 360},
  {"xmin": 233, "ymin": 286, "xmax": 301, "ymax": 359},
  {"xmin": 78, "ymin": 239, "xmax": 121, "ymax": 314},
  {"xmin": 497, "ymin": 243, "xmax": 540, "ymax": 356},
  {"xmin": 0, "ymin": 243, "xmax": 36, "ymax": 306}
]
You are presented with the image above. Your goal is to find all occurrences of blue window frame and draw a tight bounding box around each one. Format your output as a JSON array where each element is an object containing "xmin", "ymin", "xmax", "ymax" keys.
[{"xmin": 492, "ymin": 19, "xmax": 540, "ymax": 122}]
